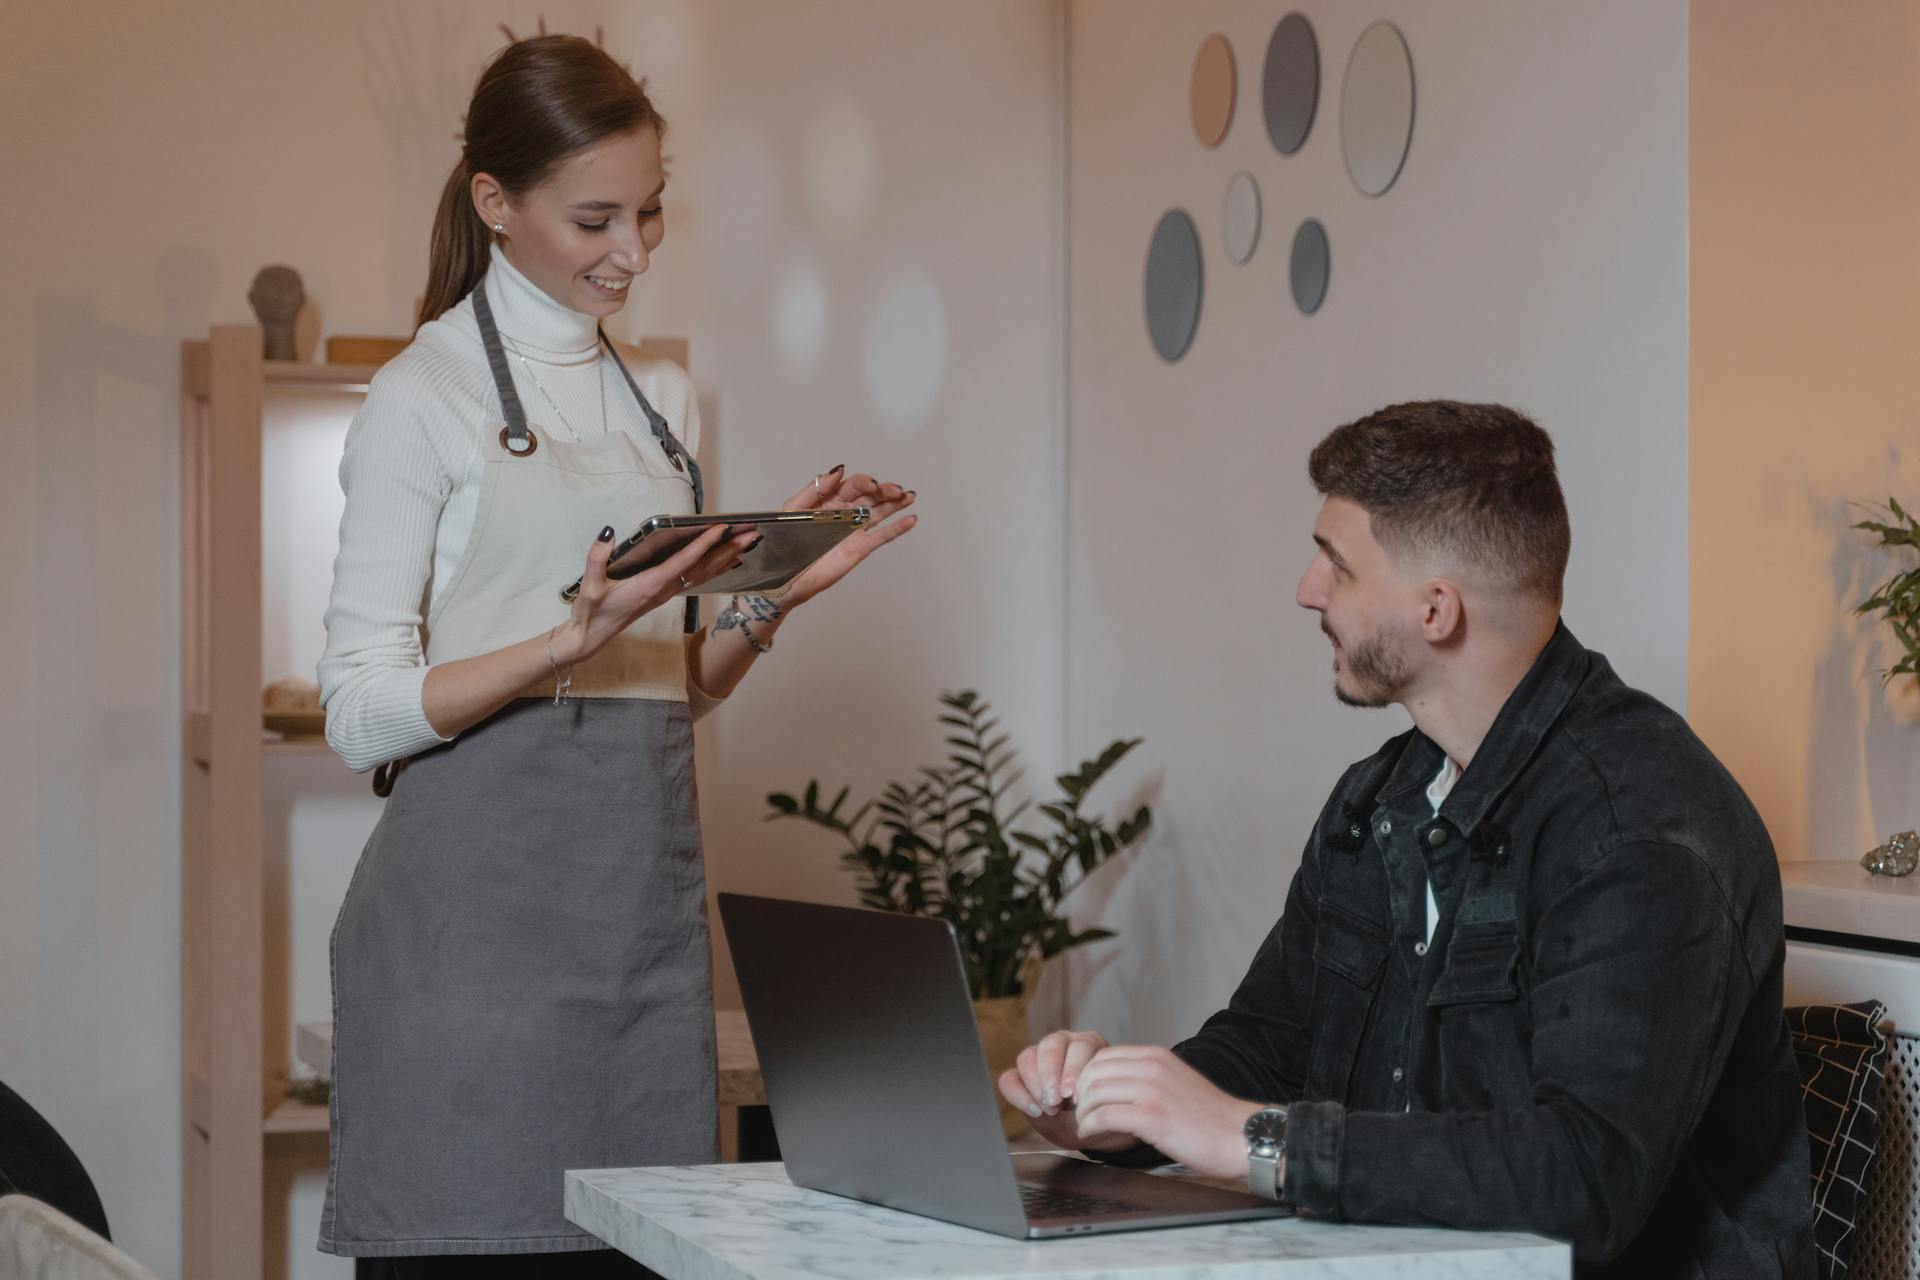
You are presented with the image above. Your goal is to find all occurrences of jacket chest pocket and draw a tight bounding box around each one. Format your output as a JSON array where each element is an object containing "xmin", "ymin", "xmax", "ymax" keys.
[
  {"xmin": 1427, "ymin": 927, "xmax": 1528, "ymax": 1108},
  {"xmin": 1306, "ymin": 903, "xmax": 1389, "ymax": 1102}
]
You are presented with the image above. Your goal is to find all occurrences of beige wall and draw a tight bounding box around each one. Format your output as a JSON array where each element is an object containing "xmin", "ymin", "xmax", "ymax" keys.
[{"xmin": 1690, "ymin": 1, "xmax": 1920, "ymax": 863}]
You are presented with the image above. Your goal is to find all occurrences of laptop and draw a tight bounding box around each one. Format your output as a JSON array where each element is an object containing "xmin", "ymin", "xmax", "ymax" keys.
[{"xmin": 717, "ymin": 893, "xmax": 1292, "ymax": 1239}]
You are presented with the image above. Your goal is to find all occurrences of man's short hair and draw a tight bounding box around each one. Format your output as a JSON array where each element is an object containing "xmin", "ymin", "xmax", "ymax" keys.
[{"xmin": 1308, "ymin": 401, "xmax": 1570, "ymax": 603}]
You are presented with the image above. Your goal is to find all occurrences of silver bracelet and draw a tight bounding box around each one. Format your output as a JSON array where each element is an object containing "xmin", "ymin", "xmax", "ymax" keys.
[
  {"xmin": 545, "ymin": 627, "xmax": 574, "ymax": 704},
  {"xmin": 716, "ymin": 599, "xmax": 774, "ymax": 655}
]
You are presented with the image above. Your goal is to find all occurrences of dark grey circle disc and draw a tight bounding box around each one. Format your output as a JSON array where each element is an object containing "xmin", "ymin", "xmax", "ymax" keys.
[
  {"xmin": 1290, "ymin": 218, "xmax": 1329, "ymax": 314},
  {"xmin": 1262, "ymin": 13, "xmax": 1319, "ymax": 155},
  {"xmin": 1144, "ymin": 209, "xmax": 1203, "ymax": 361}
]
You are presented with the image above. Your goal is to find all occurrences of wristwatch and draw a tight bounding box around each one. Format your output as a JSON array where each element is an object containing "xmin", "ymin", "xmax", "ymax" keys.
[{"xmin": 1243, "ymin": 1106, "xmax": 1288, "ymax": 1201}]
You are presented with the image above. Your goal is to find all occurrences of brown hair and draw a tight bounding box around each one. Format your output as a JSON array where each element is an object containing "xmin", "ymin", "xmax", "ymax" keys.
[
  {"xmin": 1308, "ymin": 400, "xmax": 1571, "ymax": 602},
  {"xmin": 419, "ymin": 35, "xmax": 664, "ymax": 328}
]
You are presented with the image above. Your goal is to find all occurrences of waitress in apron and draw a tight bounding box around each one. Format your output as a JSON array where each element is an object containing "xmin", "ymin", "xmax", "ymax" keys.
[{"xmin": 314, "ymin": 35, "xmax": 916, "ymax": 1273}]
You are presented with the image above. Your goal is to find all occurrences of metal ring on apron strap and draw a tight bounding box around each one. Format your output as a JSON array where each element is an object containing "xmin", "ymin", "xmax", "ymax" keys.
[
  {"xmin": 473, "ymin": 274, "xmax": 706, "ymax": 636},
  {"xmin": 472, "ymin": 282, "xmax": 538, "ymax": 457}
]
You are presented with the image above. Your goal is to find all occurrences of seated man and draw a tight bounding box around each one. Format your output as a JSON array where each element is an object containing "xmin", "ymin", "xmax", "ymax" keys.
[{"xmin": 1003, "ymin": 402, "xmax": 1813, "ymax": 1278}]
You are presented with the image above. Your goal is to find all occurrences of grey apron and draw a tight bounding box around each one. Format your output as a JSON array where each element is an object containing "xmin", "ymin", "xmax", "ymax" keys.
[{"xmin": 319, "ymin": 280, "xmax": 717, "ymax": 1257}]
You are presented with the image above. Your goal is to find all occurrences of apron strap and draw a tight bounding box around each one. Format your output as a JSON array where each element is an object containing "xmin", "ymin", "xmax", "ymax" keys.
[
  {"xmin": 600, "ymin": 329, "xmax": 704, "ymax": 634},
  {"xmin": 471, "ymin": 280, "xmax": 536, "ymax": 456},
  {"xmin": 597, "ymin": 329, "xmax": 704, "ymax": 513}
]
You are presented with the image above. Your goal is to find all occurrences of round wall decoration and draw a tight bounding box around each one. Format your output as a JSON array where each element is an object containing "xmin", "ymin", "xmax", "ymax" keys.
[{"xmin": 1145, "ymin": 209, "xmax": 1204, "ymax": 360}]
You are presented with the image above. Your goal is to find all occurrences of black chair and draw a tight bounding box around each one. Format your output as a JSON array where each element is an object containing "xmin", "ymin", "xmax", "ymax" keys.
[{"xmin": 0, "ymin": 1078, "xmax": 111, "ymax": 1242}]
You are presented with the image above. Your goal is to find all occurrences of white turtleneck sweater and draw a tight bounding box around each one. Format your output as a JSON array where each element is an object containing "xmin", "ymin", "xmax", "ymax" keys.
[{"xmin": 318, "ymin": 246, "xmax": 707, "ymax": 772}]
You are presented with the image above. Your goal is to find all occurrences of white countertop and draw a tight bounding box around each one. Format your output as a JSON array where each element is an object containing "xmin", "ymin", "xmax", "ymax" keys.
[
  {"xmin": 564, "ymin": 1162, "xmax": 1570, "ymax": 1279},
  {"xmin": 1781, "ymin": 860, "xmax": 1920, "ymax": 946}
]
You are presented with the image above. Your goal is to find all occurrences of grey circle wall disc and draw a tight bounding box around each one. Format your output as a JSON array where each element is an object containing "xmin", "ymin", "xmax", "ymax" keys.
[
  {"xmin": 1144, "ymin": 209, "xmax": 1203, "ymax": 361},
  {"xmin": 1341, "ymin": 21, "xmax": 1415, "ymax": 196},
  {"xmin": 1262, "ymin": 13, "xmax": 1319, "ymax": 155},
  {"xmin": 1290, "ymin": 218, "xmax": 1329, "ymax": 314},
  {"xmin": 1222, "ymin": 171, "xmax": 1261, "ymax": 265}
]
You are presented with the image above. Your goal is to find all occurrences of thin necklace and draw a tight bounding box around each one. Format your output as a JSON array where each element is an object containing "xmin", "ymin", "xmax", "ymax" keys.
[{"xmin": 504, "ymin": 336, "xmax": 605, "ymax": 442}]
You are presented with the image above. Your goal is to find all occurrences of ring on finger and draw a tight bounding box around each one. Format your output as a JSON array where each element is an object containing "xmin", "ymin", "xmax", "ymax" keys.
[{"xmin": 813, "ymin": 473, "xmax": 823, "ymax": 496}]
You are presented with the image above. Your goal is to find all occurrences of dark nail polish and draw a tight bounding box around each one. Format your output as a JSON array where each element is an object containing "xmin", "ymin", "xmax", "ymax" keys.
[
  {"xmin": 746, "ymin": 535, "xmax": 766, "ymax": 552},
  {"xmin": 599, "ymin": 526, "xmax": 614, "ymax": 541},
  {"xmin": 829, "ymin": 463, "xmax": 845, "ymax": 475},
  {"xmin": 906, "ymin": 490, "xmax": 917, "ymax": 498}
]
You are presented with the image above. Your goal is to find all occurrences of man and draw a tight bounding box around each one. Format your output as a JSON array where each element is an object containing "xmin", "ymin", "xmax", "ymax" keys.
[{"xmin": 1002, "ymin": 402, "xmax": 1813, "ymax": 1277}]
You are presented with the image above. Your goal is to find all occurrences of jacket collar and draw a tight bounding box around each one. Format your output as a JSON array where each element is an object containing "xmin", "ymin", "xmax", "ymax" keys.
[{"xmin": 1373, "ymin": 620, "xmax": 1589, "ymax": 840}]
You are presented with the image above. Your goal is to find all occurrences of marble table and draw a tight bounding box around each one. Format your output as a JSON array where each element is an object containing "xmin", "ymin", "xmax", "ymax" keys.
[{"xmin": 565, "ymin": 1161, "xmax": 1571, "ymax": 1279}]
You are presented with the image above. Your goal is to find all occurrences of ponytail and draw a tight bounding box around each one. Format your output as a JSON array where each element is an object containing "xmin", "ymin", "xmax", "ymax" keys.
[
  {"xmin": 418, "ymin": 161, "xmax": 492, "ymax": 329},
  {"xmin": 416, "ymin": 36, "xmax": 663, "ymax": 332}
]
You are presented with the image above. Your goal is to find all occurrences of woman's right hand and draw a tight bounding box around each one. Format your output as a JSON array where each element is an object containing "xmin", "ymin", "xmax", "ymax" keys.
[
  {"xmin": 999, "ymin": 1029, "xmax": 1134, "ymax": 1152},
  {"xmin": 551, "ymin": 523, "xmax": 755, "ymax": 665}
]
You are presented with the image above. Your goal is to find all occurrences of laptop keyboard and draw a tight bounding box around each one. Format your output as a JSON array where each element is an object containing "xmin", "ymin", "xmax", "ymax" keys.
[{"xmin": 1018, "ymin": 1182, "xmax": 1141, "ymax": 1220}]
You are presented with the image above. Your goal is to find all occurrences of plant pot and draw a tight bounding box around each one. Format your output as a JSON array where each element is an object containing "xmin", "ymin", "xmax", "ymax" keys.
[{"xmin": 972, "ymin": 992, "xmax": 1034, "ymax": 1138}]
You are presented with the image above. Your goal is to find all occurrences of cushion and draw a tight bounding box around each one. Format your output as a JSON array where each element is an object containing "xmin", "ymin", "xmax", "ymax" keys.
[{"xmin": 1786, "ymin": 1000, "xmax": 1892, "ymax": 1279}]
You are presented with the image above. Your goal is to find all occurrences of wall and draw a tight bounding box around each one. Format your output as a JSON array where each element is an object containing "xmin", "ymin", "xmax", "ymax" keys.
[
  {"xmin": 1689, "ymin": 0, "xmax": 1920, "ymax": 863},
  {"xmin": 1062, "ymin": 1, "xmax": 1691, "ymax": 1044},
  {"xmin": 0, "ymin": 3, "xmax": 1065, "ymax": 1275}
]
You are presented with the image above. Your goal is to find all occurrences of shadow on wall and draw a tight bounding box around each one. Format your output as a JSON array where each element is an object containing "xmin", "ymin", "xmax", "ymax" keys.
[
  {"xmin": 358, "ymin": 3, "xmax": 489, "ymax": 330},
  {"xmin": 1055, "ymin": 764, "xmax": 1284, "ymax": 1046},
  {"xmin": 1803, "ymin": 445, "xmax": 1920, "ymax": 859}
]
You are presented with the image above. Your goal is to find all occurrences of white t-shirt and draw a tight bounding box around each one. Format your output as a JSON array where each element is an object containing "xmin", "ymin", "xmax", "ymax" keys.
[{"xmin": 1423, "ymin": 756, "xmax": 1462, "ymax": 944}]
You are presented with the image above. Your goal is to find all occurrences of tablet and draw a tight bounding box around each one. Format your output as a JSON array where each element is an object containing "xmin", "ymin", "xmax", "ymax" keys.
[{"xmin": 560, "ymin": 508, "xmax": 871, "ymax": 603}]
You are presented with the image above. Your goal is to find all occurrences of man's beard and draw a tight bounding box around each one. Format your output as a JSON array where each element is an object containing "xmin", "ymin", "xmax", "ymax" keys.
[{"xmin": 1328, "ymin": 619, "xmax": 1412, "ymax": 709}]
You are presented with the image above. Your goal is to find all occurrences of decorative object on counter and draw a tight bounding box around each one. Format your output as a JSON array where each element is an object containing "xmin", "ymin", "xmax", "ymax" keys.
[
  {"xmin": 262, "ymin": 677, "xmax": 325, "ymax": 738},
  {"xmin": 768, "ymin": 690, "xmax": 1152, "ymax": 1135},
  {"xmin": 1861, "ymin": 830, "xmax": 1920, "ymax": 877},
  {"xmin": 247, "ymin": 265, "xmax": 305, "ymax": 360},
  {"xmin": 280, "ymin": 1070, "xmax": 329, "ymax": 1108},
  {"xmin": 325, "ymin": 335, "xmax": 409, "ymax": 366},
  {"xmin": 1853, "ymin": 496, "xmax": 1920, "ymax": 725}
]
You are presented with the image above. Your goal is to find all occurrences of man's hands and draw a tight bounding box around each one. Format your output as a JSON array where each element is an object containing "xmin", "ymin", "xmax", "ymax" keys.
[{"xmin": 998, "ymin": 1032, "xmax": 1265, "ymax": 1181}]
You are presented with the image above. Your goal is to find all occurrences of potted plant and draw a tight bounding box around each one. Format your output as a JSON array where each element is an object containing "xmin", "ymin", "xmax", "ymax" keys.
[
  {"xmin": 767, "ymin": 690, "xmax": 1152, "ymax": 1134},
  {"xmin": 1854, "ymin": 497, "xmax": 1920, "ymax": 725}
]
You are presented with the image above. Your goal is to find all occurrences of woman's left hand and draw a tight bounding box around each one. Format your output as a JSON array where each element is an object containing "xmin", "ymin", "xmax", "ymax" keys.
[{"xmin": 776, "ymin": 466, "xmax": 917, "ymax": 608}]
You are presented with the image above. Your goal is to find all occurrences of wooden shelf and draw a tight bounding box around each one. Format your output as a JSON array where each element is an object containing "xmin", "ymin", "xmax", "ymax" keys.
[
  {"xmin": 295, "ymin": 1012, "xmax": 767, "ymax": 1108},
  {"xmin": 262, "ymin": 1100, "xmax": 329, "ymax": 1137},
  {"xmin": 264, "ymin": 736, "xmax": 334, "ymax": 757},
  {"xmin": 182, "ymin": 709, "xmax": 337, "ymax": 764},
  {"xmin": 261, "ymin": 361, "xmax": 380, "ymax": 392}
]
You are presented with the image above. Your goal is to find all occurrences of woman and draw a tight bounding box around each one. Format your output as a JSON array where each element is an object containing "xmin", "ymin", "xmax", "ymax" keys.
[{"xmin": 315, "ymin": 35, "xmax": 915, "ymax": 1272}]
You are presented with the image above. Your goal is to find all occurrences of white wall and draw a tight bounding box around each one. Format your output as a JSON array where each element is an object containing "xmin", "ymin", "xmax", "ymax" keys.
[
  {"xmin": 0, "ymin": 3, "xmax": 1065, "ymax": 1275},
  {"xmin": 1061, "ymin": 1, "xmax": 1690, "ymax": 1044}
]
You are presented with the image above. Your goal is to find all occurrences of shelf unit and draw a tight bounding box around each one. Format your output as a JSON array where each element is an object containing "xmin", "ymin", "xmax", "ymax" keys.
[
  {"xmin": 179, "ymin": 328, "xmax": 373, "ymax": 1280},
  {"xmin": 179, "ymin": 326, "xmax": 693, "ymax": 1279}
]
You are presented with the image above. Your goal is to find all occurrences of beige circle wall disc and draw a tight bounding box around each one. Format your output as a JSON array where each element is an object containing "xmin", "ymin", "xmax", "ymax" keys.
[{"xmin": 1191, "ymin": 34, "xmax": 1236, "ymax": 148}]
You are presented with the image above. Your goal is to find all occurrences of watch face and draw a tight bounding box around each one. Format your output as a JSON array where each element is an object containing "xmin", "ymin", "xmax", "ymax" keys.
[{"xmin": 1243, "ymin": 1107, "xmax": 1287, "ymax": 1150}]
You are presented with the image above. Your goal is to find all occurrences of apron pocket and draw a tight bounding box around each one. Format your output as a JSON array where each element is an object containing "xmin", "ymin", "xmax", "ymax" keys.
[{"xmin": 331, "ymin": 996, "xmax": 617, "ymax": 1246}]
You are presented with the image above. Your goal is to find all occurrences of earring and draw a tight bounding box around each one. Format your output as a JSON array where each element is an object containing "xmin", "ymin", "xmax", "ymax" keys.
[{"xmin": 492, "ymin": 223, "xmax": 505, "ymax": 233}]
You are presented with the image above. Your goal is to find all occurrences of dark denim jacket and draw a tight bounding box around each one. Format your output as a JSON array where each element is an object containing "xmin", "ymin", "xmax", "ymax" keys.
[{"xmin": 1158, "ymin": 624, "xmax": 1813, "ymax": 1276}]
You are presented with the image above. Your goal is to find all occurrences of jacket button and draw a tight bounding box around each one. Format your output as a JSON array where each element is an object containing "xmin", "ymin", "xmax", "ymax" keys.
[
  {"xmin": 1413, "ymin": 940, "xmax": 1429, "ymax": 957},
  {"xmin": 1391, "ymin": 1067, "xmax": 1405, "ymax": 1083},
  {"xmin": 1426, "ymin": 826, "xmax": 1447, "ymax": 847},
  {"xmin": 1379, "ymin": 820, "xmax": 1393, "ymax": 836}
]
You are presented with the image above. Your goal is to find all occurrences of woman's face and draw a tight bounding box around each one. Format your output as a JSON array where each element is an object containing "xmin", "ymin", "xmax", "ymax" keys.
[{"xmin": 479, "ymin": 125, "xmax": 667, "ymax": 319}]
